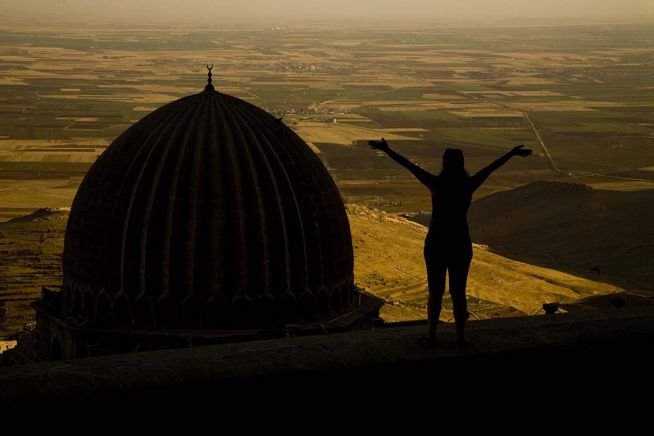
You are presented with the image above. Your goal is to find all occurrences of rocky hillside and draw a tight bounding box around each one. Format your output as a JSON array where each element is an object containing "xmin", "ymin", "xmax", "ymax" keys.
[
  {"xmin": 0, "ymin": 205, "xmax": 624, "ymax": 337},
  {"xmin": 0, "ymin": 209, "xmax": 67, "ymax": 337},
  {"xmin": 347, "ymin": 204, "xmax": 621, "ymax": 322}
]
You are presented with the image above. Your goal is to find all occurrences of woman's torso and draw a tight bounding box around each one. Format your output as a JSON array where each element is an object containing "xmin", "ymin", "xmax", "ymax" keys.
[{"xmin": 426, "ymin": 176, "xmax": 473, "ymax": 249}]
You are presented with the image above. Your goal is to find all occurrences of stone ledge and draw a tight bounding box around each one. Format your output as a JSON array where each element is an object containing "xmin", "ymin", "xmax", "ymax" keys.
[{"xmin": 1, "ymin": 307, "xmax": 653, "ymax": 406}]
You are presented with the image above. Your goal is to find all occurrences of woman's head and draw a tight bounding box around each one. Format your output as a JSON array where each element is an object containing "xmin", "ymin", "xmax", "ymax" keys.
[{"xmin": 441, "ymin": 148, "xmax": 467, "ymax": 177}]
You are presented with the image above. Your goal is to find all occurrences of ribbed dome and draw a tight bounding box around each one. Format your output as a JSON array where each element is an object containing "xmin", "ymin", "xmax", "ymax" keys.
[{"xmin": 62, "ymin": 87, "xmax": 354, "ymax": 329}]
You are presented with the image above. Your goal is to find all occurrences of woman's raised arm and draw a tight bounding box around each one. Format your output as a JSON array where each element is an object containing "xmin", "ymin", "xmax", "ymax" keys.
[
  {"xmin": 369, "ymin": 138, "xmax": 437, "ymax": 188},
  {"xmin": 471, "ymin": 145, "xmax": 532, "ymax": 192}
]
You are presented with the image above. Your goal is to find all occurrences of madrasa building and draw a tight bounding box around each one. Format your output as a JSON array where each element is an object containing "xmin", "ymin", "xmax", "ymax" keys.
[{"xmin": 5, "ymin": 70, "xmax": 383, "ymax": 362}]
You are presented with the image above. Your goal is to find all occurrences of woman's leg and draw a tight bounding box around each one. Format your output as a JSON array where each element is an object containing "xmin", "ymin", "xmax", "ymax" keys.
[
  {"xmin": 449, "ymin": 254, "xmax": 472, "ymax": 344},
  {"xmin": 425, "ymin": 257, "xmax": 447, "ymax": 342}
]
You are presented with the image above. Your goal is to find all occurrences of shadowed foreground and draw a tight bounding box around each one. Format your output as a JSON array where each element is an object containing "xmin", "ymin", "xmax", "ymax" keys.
[{"xmin": 1, "ymin": 307, "xmax": 652, "ymax": 408}]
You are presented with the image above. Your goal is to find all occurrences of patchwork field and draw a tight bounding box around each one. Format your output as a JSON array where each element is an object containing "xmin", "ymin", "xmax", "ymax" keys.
[{"xmin": 2, "ymin": 22, "xmax": 654, "ymax": 217}]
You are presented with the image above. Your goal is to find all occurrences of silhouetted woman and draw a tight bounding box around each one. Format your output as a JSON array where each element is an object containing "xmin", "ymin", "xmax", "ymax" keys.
[{"xmin": 369, "ymin": 138, "xmax": 532, "ymax": 347}]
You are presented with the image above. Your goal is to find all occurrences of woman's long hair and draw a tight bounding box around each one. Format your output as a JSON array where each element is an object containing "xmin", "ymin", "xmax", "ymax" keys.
[{"xmin": 439, "ymin": 148, "xmax": 468, "ymax": 178}]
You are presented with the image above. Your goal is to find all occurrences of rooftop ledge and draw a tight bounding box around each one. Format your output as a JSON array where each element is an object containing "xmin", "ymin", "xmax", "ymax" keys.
[{"xmin": 1, "ymin": 307, "xmax": 653, "ymax": 407}]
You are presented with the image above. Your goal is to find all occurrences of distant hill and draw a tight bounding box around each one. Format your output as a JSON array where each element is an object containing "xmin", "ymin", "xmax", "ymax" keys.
[
  {"xmin": 468, "ymin": 181, "xmax": 654, "ymax": 292},
  {"xmin": 0, "ymin": 204, "xmax": 623, "ymax": 337}
]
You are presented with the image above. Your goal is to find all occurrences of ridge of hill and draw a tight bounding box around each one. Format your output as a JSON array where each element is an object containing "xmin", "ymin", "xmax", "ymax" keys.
[
  {"xmin": 0, "ymin": 205, "xmax": 623, "ymax": 337},
  {"xmin": 467, "ymin": 181, "xmax": 654, "ymax": 291},
  {"xmin": 7, "ymin": 208, "xmax": 70, "ymax": 224}
]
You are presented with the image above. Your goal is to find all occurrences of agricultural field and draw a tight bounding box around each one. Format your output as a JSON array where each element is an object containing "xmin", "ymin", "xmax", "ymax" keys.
[{"xmin": 1, "ymin": 21, "xmax": 654, "ymax": 218}]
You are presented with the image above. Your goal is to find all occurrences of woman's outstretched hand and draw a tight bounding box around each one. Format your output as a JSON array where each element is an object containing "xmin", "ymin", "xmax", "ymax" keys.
[
  {"xmin": 511, "ymin": 144, "xmax": 533, "ymax": 157},
  {"xmin": 369, "ymin": 137, "xmax": 389, "ymax": 151}
]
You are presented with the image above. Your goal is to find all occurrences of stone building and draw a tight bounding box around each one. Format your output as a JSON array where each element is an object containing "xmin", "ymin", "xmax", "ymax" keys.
[{"xmin": 5, "ymin": 73, "xmax": 381, "ymax": 363}]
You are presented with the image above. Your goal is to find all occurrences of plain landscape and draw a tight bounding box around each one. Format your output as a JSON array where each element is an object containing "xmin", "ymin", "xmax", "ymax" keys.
[{"xmin": 1, "ymin": 20, "xmax": 654, "ymax": 338}]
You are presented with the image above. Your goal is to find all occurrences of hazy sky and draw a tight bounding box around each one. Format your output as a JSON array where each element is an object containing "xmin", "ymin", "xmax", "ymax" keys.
[{"xmin": 3, "ymin": 0, "xmax": 654, "ymax": 25}]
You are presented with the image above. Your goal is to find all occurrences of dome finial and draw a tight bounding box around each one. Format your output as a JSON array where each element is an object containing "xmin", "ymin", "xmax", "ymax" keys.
[{"xmin": 205, "ymin": 64, "xmax": 215, "ymax": 91}]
